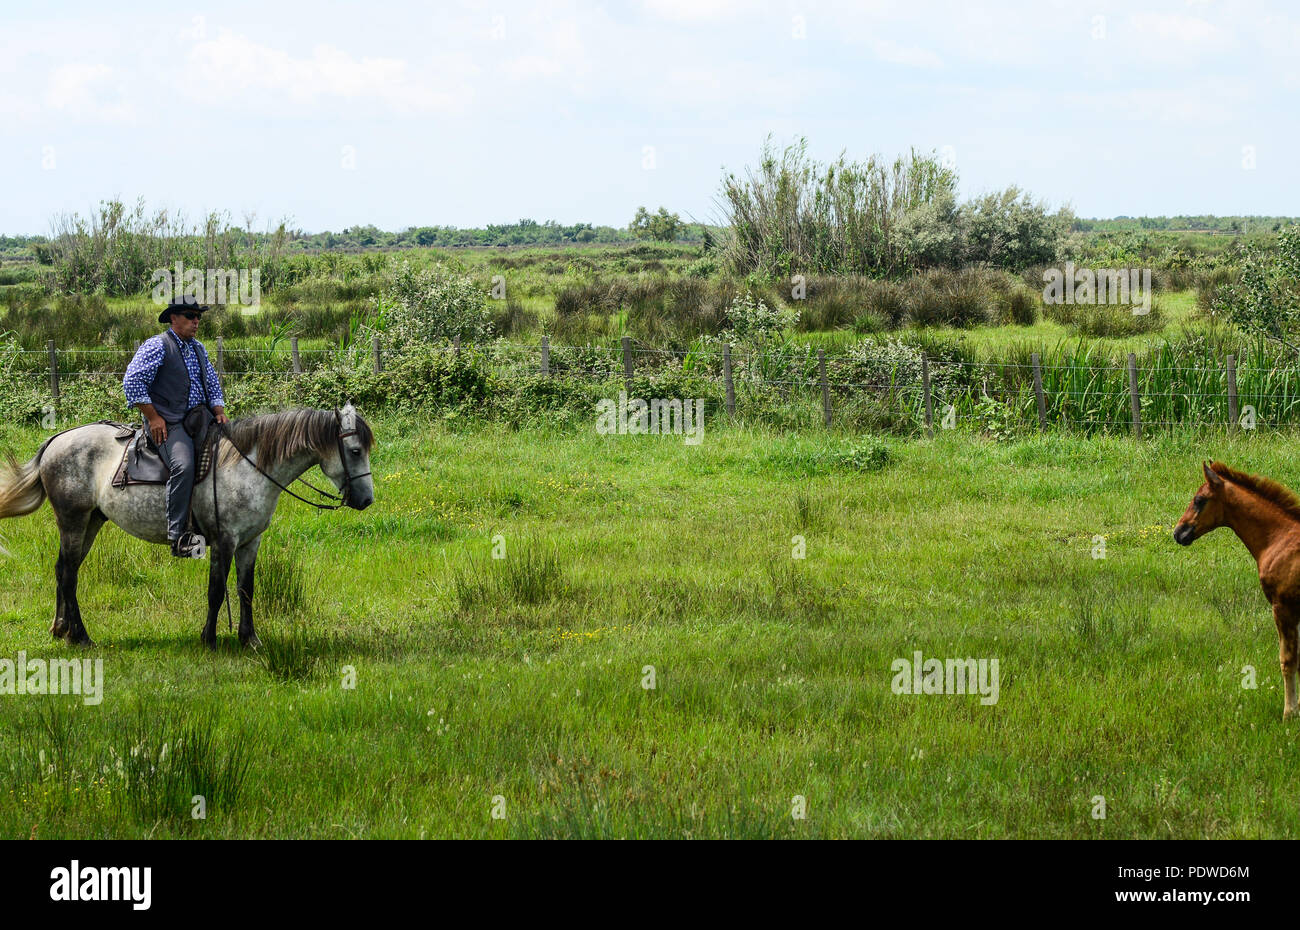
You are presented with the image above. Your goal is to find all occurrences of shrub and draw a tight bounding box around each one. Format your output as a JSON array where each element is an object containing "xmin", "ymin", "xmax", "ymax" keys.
[
  {"xmin": 796, "ymin": 276, "xmax": 872, "ymax": 331},
  {"xmin": 896, "ymin": 190, "xmax": 966, "ymax": 269},
  {"xmin": 827, "ymin": 335, "xmax": 967, "ymax": 404},
  {"xmin": 505, "ymin": 374, "xmax": 598, "ymax": 428},
  {"xmin": 974, "ymin": 395, "xmax": 1020, "ymax": 441},
  {"xmin": 1001, "ymin": 286, "xmax": 1040, "ymax": 326},
  {"xmin": 372, "ymin": 261, "xmax": 492, "ymax": 354},
  {"xmin": 1212, "ymin": 226, "xmax": 1300, "ymax": 349},
  {"xmin": 722, "ymin": 292, "xmax": 797, "ymax": 344},
  {"xmin": 1044, "ymin": 300, "xmax": 1166, "ymax": 337},
  {"xmin": 1194, "ymin": 265, "xmax": 1238, "ymax": 320},
  {"xmin": 489, "ymin": 298, "xmax": 538, "ymax": 337},
  {"xmin": 962, "ymin": 187, "xmax": 1073, "ymax": 270},
  {"xmin": 684, "ymin": 256, "xmax": 719, "ymax": 279},
  {"xmin": 833, "ymin": 441, "xmax": 891, "ymax": 471},
  {"xmin": 381, "ymin": 343, "xmax": 494, "ymax": 416},
  {"xmin": 861, "ymin": 279, "xmax": 911, "ymax": 328},
  {"xmin": 908, "ymin": 269, "xmax": 996, "ymax": 328}
]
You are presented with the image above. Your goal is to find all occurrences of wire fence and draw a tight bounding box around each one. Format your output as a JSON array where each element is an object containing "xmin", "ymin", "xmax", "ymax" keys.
[{"xmin": 6, "ymin": 334, "xmax": 1300, "ymax": 436}]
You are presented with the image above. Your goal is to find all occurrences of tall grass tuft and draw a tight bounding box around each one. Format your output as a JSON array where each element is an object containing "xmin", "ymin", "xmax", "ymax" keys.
[
  {"xmin": 453, "ymin": 540, "xmax": 570, "ymax": 611},
  {"xmin": 257, "ymin": 621, "xmax": 319, "ymax": 681},
  {"xmin": 256, "ymin": 538, "xmax": 308, "ymax": 617},
  {"xmin": 111, "ymin": 711, "xmax": 252, "ymax": 823}
]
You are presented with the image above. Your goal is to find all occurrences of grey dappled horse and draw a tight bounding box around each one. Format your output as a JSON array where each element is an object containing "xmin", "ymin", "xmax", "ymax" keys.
[{"xmin": 0, "ymin": 404, "xmax": 374, "ymax": 648}]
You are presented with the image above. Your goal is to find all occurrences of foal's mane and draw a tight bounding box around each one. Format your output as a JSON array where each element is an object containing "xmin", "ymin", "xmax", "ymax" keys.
[
  {"xmin": 216, "ymin": 408, "xmax": 373, "ymax": 471},
  {"xmin": 1211, "ymin": 461, "xmax": 1300, "ymax": 523}
]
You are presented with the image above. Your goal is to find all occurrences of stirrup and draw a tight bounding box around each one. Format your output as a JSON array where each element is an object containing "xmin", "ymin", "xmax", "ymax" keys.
[{"xmin": 170, "ymin": 533, "xmax": 205, "ymax": 558}]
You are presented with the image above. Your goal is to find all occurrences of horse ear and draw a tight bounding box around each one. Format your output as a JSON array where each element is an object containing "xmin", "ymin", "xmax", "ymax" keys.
[{"xmin": 1203, "ymin": 461, "xmax": 1224, "ymax": 489}]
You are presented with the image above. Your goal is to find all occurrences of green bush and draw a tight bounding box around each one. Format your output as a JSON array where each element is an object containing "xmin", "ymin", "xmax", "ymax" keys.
[
  {"xmin": 908, "ymin": 269, "xmax": 996, "ymax": 328},
  {"xmin": 489, "ymin": 298, "xmax": 537, "ymax": 337},
  {"xmin": 383, "ymin": 344, "xmax": 494, "ymax": 416},
  {"xmin": 372, "ymin": 261, "xmax": 492, "ymax": 353},
  {"xmin": 1045, "ymin": 300, "xmax": 1165, "ymax": 337},
  {"xmin": 1001, "ymin": 286, "xmax": 1040, "ymax": 326},
  {"xmin": 861, "ymin": 279, "xmax": 911, "ymax": 328},
  {"xmin": 833, "ymin": 441, "xmax": 891, "ymax": 471},
  {"xmin": 962, "ymin": 187, "xmax": 1073, "ymax": 270},
  {"xmin": 722, "ymin": 292, "xmax": 797, "ymax": 344},
  {"xmin": 505, "ymin": 374, "xmax": 598, "ymax": 428}
]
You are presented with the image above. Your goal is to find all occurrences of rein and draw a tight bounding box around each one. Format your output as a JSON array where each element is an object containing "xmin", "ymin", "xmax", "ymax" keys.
[
  {"xmin": 210, "ymin": 407, "xmax": 368, "ymax": 511},
  {"xmin": 212, "ymin": 423, "xmax": 346, "ymax": 510}
]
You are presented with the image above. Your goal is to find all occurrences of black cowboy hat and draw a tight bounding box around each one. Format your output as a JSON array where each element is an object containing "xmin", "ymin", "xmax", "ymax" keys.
[{"xmin": 158, "ymin": 299, "xmax": 210, "ymax": 325}]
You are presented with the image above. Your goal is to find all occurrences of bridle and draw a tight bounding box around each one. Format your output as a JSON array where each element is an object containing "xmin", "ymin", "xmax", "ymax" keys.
[
  {"xmin": 212, "ymin": 405, "xmax": 370, "ymax": 510},
  {"xmin": 332, "ymin": 404, "xmax": 372, "ymax": 505}
]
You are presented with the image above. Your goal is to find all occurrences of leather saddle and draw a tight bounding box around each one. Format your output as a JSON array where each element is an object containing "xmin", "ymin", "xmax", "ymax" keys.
[{"xmin": 110, "ymin": 410, "xmax": 218, "ymax": 489}]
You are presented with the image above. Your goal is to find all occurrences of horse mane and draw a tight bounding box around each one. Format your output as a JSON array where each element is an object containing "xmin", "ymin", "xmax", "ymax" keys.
[
  {"xmin": 1211, "ymin": 461, "xmax": 1300, "ymax": 524},
  {"xmin": 216, "ymin": 408, "xmax": 373, "ymax": 471}
]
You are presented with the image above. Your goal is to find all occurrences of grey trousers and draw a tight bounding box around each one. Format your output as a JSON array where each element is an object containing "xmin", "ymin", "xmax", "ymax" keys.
[{"xmin": 156, "ymin": 421, "xmax": 196, "ymax": 542}]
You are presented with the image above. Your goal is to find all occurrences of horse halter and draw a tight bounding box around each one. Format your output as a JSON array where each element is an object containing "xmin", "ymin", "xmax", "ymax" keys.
[{"xmin": 333, "ymin": 404, "xmax": 371, "ymax": 505}]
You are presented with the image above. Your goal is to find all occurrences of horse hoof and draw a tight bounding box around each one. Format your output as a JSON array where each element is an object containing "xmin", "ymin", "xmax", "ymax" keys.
[
  {"xmin": 68, "ymin": 635, "xmax": 95, "ymax": 648},
  {"xmin": 240, "ymin": 634, "xmax": 261, "ymax": 650},
  {"xmin": 200, "ymin": 634, "xmax": 217, "ymax": 651},
  {"xmin": 50, "ymin": 623, "xmax": 68, "ymax": 640}
]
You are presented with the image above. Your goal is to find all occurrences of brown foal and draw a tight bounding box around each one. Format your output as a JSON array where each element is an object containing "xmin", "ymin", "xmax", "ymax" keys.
[{"xmin": 1175, "ymin": 461, "xmax": 1300, "ymax": 719}]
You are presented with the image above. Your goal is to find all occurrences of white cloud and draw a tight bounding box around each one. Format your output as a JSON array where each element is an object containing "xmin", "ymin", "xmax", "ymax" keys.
[
  {"xmin": 43, "ymin": 63, "xmax": 136, "ymax": 123},
  {"xmin": 1127, "ymin": 12, "xmax": 1220, "ymax": 44},
  {"xmin": 640, "ymin": 0, "xmax": 749, "ymax": 22},
  {"xmin": 866, "ymin": 37, "xmax": 943, "ymax": 69},
  {"xmin": 1061, "ymin": 84, "xmax": 1245, "ymax": 125},
  {"xmin": 179, "ymin": 29, "xmax": 472, "ymax": 115}
]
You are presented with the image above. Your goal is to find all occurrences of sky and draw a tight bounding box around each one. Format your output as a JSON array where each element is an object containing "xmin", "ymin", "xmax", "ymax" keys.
[{"xmin": 1, "ymin": 0, "xmax": 1297, "ymax": 235}]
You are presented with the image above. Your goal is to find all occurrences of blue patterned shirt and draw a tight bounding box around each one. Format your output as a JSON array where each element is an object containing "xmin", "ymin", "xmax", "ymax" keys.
[{"xmin": 123, "ymin": 330, "xmax": 225, "ymax": 411}]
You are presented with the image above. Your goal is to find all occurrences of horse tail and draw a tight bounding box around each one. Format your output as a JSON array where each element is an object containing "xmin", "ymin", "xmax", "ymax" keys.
[{"xmin": 0, "ymin": 441, "xmax": 52, "ymax": 520}]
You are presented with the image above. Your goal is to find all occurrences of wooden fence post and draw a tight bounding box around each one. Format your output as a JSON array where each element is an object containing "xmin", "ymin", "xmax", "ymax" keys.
[
  {"xmin": 372, "ymin": 335, "xmax": 382, "ymax": 374},
  {"xmin": 216, "ymin": 336, "xmax": 224, "ymax": 376},
  {"xmin": 723, "ymin": 343, "xmax": 736, "ymax": 417},
  {"xmin": 291, "ymin": 336, "xmax": 302, "ymax": 375},
  {"xmin": 47, "ymin": 340, "xmax": 59, "ymax": 405},
  {"xmin": 1032, "ymin": 353, "xmax": 1047, "ymax": 432},
  {"xmin": 541, "ymin": 336, "xmax": 550, "ymax": 377},
  {"xmin": 1127, "ymin": 352, "xmax": 1141, "ymax": 439},
  {"xmin": 1227, "ymin": 354, "xmax": 1239, "ymax": 434},
  {"xmin": 622, "ymin": 336, "xmax": 633, "ymax": 396},
  {"xmin": 818, "ymin": 348, "xmax": 831, "ymax": 427},
  {"xmin": 454, "ymin": 335, "xmax": 461, "ymax": 358},
  {"xmin": 922, "ymin": 355, "xmax": 934, "ymax": 437}
]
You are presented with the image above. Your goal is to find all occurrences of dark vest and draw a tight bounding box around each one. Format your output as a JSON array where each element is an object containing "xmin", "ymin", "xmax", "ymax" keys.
[{"xmin": 149, "ymin": 332, "xmax": 212, "ymax": 423}]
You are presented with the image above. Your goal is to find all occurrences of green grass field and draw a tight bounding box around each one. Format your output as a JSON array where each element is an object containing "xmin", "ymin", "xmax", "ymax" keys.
[{"xmin": 2, "ymin": 415, "xmax": 1299, "ymax": 838}]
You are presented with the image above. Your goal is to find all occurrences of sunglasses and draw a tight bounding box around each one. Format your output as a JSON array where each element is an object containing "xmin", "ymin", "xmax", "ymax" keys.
[{"xmin": 179, "ymin": 312, "xmax": 202, "ymax": 320}]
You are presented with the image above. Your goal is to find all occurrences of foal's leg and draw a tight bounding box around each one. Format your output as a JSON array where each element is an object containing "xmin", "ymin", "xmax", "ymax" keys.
[
  {"xmin": 201, "ymin": 538, "xmax": 234, "ymax": 650},
  {"xmin": 1274, "ymin": 602, "xmax": 1299, "ymax": 720},
  {"xmin": 56, "ymin": 510, "xmax": 105, "ymax": 647},
  {"xmin": 234, "ymin": 536, "xmax": 261, "ymax": 648}
]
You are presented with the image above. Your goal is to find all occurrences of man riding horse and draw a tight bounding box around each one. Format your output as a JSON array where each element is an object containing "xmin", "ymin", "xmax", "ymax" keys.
[{"xmin": 122, "ymin": 298, "xmax": 230, "ymax": 557}]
